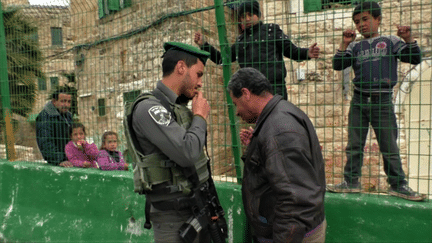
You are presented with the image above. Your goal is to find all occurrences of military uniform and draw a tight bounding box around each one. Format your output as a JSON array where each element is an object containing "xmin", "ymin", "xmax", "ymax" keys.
[{"xmin": 126, "ymin": 42, "xmax": 223, "ymax": 243}]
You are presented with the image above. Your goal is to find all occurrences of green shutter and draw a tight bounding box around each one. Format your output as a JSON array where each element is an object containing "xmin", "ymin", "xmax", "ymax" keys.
[
  {"xmin": 38, "ymin": 78, "xmax": 46, "ymax": 91},
  {"xmin": 123, "ymin": 0, "xmax": 132, "ymax": 8},
  {"xmin": 98, "ymin": 0, "xmax": 105, "ymax": 18},
  {"xmin": 98, "ymin": 98, "xmax": 106, "ymax": 116},
  {"xmin": 108, "ymin": 0, "xmax": 120, "ymax": 11},
  {"xmin": 304, "ymin": 0, "xmax": 322, "ymax": 13},
  {"xmin": 50, "ymin": 77, "xmax": 59, "ymax": 88},
  {"xmin": 51, "ymin": 27, "xmax": 63, "ymax": 46}
]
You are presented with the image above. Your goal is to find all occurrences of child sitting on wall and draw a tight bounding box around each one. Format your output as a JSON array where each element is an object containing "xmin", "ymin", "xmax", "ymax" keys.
[
  {"xmin": 65, "ymin": 123, "xmax": 99, "ymax": 168},
  {"xmin": 97, "ymin": 131, "xmax": 128, "ymax": 171}
]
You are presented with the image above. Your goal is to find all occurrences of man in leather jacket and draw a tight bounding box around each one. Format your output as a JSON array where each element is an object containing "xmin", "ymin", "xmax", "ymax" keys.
[
  {"xmin": 195, "ymin": 0, "xmax": 320, "ymax": 100},
  {"xmin": 228, "ymin": 67, "xmax": 326, "ymax": 242}
]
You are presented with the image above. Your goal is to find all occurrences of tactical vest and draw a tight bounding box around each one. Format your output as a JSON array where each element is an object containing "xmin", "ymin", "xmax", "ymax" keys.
[{"xmin": 124, "ymin": 92, "xmax": 210, "ymax": 202}]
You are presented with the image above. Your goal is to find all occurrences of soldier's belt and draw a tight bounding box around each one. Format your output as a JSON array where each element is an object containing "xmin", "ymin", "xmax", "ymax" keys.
[
  {"xmin": 152, "ymin": 196, "xmax": 195, "ymax": 211},
  {"xmin": 151, "ymin": 180, "xmax": 210, "ymax": 211}
]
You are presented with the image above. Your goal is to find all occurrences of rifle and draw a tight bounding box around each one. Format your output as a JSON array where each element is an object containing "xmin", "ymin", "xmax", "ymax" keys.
[{"xmin": 178, "ymin": 178, "xmax": 228, "ymax": 243}]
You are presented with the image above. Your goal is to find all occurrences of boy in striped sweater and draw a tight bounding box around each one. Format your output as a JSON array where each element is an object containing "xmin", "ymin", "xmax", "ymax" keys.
[{"xmin": 328, "ymin": 1, "xmax": 425, "ymax": 201}]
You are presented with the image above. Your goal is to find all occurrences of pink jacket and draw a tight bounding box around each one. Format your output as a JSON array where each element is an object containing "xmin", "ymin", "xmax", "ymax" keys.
[
  {"xmin": 97, "ymin": 150, "xmax": 126, "ymax": 171},
  {"xmin": 65, "ymin": 141, "xmax": 99, "ymax": 168}
]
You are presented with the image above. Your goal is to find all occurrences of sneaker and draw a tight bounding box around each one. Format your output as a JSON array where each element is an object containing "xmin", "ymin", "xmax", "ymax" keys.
[
  {"xmin": 388, "ymin": 185, "xmax": 426, "ymax": 201},
  {"xmin": 326, "ymin": 181, "xmax": 361, "ymax": 193}
]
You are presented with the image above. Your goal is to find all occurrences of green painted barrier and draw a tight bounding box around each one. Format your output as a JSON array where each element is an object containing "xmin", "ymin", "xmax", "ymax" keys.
[
  {"xmin": 325, "ymin": 193, "xmax": 432, "ymax": 242},
  {"xmin": 1, "ymin": 160, "xmax": 431, "ymax": 242},
  {"xmin": 0, "ymin": 161, "xmax": 248, "ymax": 242}
]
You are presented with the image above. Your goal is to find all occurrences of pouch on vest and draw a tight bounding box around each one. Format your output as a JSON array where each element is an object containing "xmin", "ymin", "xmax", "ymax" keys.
[
  {"xmin": 124, "ymin": 92, "xmax": 210, "ymax": 195},
  {"xmin": 124, "ymin": 93, "xmax": 155, "ymax": 194}
]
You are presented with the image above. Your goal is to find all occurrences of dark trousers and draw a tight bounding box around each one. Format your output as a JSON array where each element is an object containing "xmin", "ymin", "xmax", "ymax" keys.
[
  {"xmin": 253, "ymin": 218, "xmax": 327, "ymax": 243},
  {"xmin": 344, "ymin": 91, "xmax": 407, "ymax": 187},
  {"xmin": 151, "ymin": 208, "xmax": 211, "ymax": 243}
]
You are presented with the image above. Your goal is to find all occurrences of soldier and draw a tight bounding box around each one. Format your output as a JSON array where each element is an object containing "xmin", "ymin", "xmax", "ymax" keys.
[{"xmin": 125, "ymin": 42, "xmax": 226, "ymax": 243}]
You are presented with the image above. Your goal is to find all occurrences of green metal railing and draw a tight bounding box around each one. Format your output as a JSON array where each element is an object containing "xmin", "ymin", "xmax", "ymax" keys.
[{"xmin": 0, "ymin": 1, "xmax": 16, "ymax": 161}]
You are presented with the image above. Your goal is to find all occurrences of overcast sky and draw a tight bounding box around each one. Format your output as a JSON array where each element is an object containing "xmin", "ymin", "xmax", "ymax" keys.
[{"xmin": 28, "ymin": 0, "xmax": 69, "ymax": 6}]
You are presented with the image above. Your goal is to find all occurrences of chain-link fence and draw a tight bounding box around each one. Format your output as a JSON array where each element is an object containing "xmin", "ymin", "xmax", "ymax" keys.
[{"xmin": 1, "ymin": 0, "xmax": 431, "ymax": 198}]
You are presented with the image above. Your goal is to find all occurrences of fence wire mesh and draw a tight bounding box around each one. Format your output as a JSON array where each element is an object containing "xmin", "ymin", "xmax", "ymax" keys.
[{"xmin": 0, "ymin": 0, "xmax": 431, "ymax": 198}]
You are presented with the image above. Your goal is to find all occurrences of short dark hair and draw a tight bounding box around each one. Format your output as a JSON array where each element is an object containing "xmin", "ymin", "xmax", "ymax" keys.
[
  {"xmin": 162, "ymin": 50, "xmax": 200, "ymax": 77},
  {"xmin": 236, "ymin": 0, "xmax": 261, "ymax": 18},
  {"xmin": 51, "ymin": 86, "xmax": 72, "ymax": 100},
  {"xmin": 227, "ymin": 68, "xmax": 272, "ymax": 98},
  {"xmin": 70, "ymin": 122, "xmax": 85, "ymax": 137},
  {"xmin": 353, "ymin": 1, "xmax": 381, "ymax": 20}
]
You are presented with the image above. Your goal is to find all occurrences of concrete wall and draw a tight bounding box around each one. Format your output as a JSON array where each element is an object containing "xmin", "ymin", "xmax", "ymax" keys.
[{"xmin": 1, "ymin": 160, "xmax": 431, "ymax": 242}]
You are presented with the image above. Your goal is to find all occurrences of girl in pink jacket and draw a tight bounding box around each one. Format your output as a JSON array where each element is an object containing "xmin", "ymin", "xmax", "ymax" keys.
[
  {"xmin": 65, "ymin": 123, "xmax": 99, "ymax": 168},
  {"xmin": 97, "ymin": 131, "xmax": 128, "ymax": 171}
]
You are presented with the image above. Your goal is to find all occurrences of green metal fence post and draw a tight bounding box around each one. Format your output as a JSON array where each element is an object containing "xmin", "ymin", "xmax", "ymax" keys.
[
  {"xmin": 0, "ymin": 2, "xmax": 17, "ymax": 161},
  {"xmin": 213, "ymin": 0, "xmax": 243, "ymax": 184}
]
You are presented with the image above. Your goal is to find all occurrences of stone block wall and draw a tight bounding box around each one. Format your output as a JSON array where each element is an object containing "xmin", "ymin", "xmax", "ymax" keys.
[
  {"xmin": 0, "ymin": 1, "xmax": 74, "ymax": 158},
  {"xmin": 13, "ymin": 5, "xmax": 75, "ymax": 107}
]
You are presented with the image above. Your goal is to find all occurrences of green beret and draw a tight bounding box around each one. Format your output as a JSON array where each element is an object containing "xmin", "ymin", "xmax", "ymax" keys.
[{"xmin": 163, "ymin": 42, "xmax": 210, "ymax": 65}]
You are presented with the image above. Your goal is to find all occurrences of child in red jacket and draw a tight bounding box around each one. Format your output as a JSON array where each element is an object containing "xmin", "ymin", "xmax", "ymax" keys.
[{"xmin": 65, "ymin": 123, "xmax": 99, "ymax": 168}]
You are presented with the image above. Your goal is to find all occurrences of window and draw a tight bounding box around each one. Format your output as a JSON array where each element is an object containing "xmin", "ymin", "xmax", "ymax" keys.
[
  {"xmin": 123, "ymin": 90, "xmax": 141, "ymax": 105},
  {"xmin": 30, "ymin": 32, "xmax": 38, "ymax": 43},
  {"xmin": 50, "ymin": 77, "xmax": 59, "ymax": 88},
  {"xmin": 98, "ymin": 98, "xmax": 106, "ymax": 116},
  {"xmin": 51, "ymin": 27, "xmax": 63, "ymax": 46},
  {"xmin": 38, "ymin": 78, "xmax": 46, "ymax": 91},
  {"xmin": 98, "ymin": 0, "xmax": 132, "ymax": 19},
  {"xmin": 303, "ymin": 0, "xmax": 380, "ymax": 13}
]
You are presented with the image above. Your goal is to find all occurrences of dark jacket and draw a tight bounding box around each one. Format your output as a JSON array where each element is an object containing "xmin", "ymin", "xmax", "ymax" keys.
[
  {"xmin": 242, "ymin": 95, "xmax": 326, "ymax": 242},
  {"xmin": 202, "ymin": 22, "xmax": 310, "ymax": 96},
  {"xmin": 36, "ymin": 101, "xmax": 72, "ymax": 165}
]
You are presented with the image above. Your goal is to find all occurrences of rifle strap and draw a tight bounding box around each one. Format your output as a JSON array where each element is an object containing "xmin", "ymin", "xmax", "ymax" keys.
[{"xmin": 144, "ymin": 200, "xmax": 152, "ymax": 229}]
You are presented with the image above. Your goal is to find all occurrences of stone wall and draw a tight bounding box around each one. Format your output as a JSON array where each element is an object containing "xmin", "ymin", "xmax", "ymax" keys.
[
  {"xmin": 1, "ymin": 1, "xmax": 74, "ymax": 159},
  {"xmin": 1, "ymin": 0, "xmax": 28, "ymax": 7},
  {"xmin": 3, "ymin": 4, "xmax": 76, "ymax": 111},
  {"xmin": 0, "ymin": 144, "xmax": 35, "ymax": 161},
  {"xmin": 21, "ymin": 5, "xmax": 74, "ymax": 130}
]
